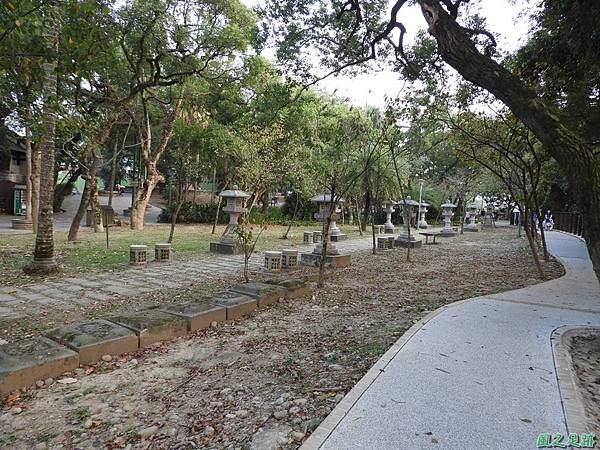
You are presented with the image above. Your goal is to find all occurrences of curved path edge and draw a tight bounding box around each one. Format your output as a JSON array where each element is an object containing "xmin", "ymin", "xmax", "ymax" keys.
[{"xmin": 302, "ymin": 231, "xmax": 600, "ymax": 450}]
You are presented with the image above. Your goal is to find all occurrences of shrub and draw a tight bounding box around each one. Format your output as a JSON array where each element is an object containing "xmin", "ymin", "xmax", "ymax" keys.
[{"xmin": 158, "ymin": 202, "xmax": 227, "ymax": 224}]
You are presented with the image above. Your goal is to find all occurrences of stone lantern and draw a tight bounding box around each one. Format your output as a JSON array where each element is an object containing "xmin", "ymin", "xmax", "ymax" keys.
[
  {"xmin": 300, "ymin": 194, "xmax": 351, "ymax": 268},
  {"xmin": 483, "ymin": 203, "xmax": 496, "ymax": 227},
  {"xmin": 464, "ymin": 201, "xmax": 480, "ymax": 232},
  {"xmin": 209, "ymin": 185, "xmax": 251, "ymax": 254},
  {"xmin": 394, "ymin": 196, "xmax": 422, "ymax": 248},
  {"xmin": 382, "ymin": 200, "xmax": 397, "ymax": 234},
  {"xmin": 329, "ymin": 198, "xmax": 347, "ymax": 242},
  {"xmin": 440, "ymin": 200, "xmax": 457, "ymax": 236},
  {"xmin": 417, "ymin": 201, "xmax": 429, "ymax": 229}
]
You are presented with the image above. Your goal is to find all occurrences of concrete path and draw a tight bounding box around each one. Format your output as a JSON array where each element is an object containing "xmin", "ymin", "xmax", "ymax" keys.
[
  {"xmin": 0, "ymin": 235, "xmax": 375, "ymax": 320},
  {"xmin": 303, "ymin": 231, "xmax": 600, "ymax": 450},
  {"xmin": 0, "ymin": 193, "xmax": 161, "ymax": 233}
]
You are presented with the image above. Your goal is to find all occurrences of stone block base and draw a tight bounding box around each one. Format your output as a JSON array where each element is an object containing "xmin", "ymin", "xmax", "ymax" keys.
[
  {"xmin": 300, "ymin": 253, "xmax": 352, "ymax": 268},
  {"xmin": 464, "ymin": 227, "xmax": 479, "ymax": 232},
  {"xmin": 280, "ymin": 279, "xmax": 311, "ymax": 299},
  {"xmin": 0, "ymin": 337, "xmax": 79, "ymax": 397},
  {"xmin": 210, "ymin": 291, "xmax": 257, "ymax": 320},
  {"xmin": 330, "ymin": 234, "xmax": 348, "ymax": 242},
  {"xmin": 46, "ymin": 319, "xmax": 138, "ymax": 365},
  {"xmin": 264, "ymin": 279, "xmax": 311, "ymax": 299},
  {"xmin": 394, "ymin": 238, "xmax": 423, "ymax": 249},
  {"xmin": 229, "ymin": 282, "xmax": 286, "ymax": 308},
  {"xmin": 384, "ymin": 228, "xmax": 395, "ymax": 234},
  {"xmin": 11, "ymin": 219, "xmax": 33, "ymax": 230},
  {"xmin": 108, "ymin": 310, "xmax": 188, "ymax": 348},
  {"xmin": 210, "ymin": 242, "xmax": 242, "ymax": 255},
  {"xmin": 161, "ymin": 301, "xmax": 226, "ymax": 332}
]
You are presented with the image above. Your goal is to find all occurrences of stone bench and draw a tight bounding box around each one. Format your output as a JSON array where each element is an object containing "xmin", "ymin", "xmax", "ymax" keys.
[
  {"xmin": 229, "ymin": 282, "xmax": 286, "ymax": 308},
  {"xmin": 419, "ymin": 231, "xmax": 442, "ymax": 245},
  {"xmin": 46, "ymin": 319, "xmax": 138, "ymax": 365},
  {"xmin": 1, "ymin": 272, "xmax": 323, "ymax": 397},
  {"xmin": 161, "ymin": 300, "xmax": 226, "ymax": 332},
  {"xmin": 107, "ymin": 310, "xmax": 188, "ymax": 348}
]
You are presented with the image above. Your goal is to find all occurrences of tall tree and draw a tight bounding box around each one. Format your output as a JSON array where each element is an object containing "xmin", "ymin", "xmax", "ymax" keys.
[
  {"xmin": 24, "ymin": 2, "xmax": 59, "ymax": 274},
  {"xmin": 260, "ymin": 0, "xmax": 600, "ymax": 279}
]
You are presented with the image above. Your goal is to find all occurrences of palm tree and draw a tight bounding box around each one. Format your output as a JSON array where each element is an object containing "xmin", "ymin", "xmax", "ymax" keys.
[{"xmin": 24, "ymin": 4, "xmax": 59, "ymax": 274}]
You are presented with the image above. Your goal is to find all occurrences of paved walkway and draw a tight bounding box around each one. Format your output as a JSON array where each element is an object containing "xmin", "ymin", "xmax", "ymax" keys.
[
  {"xmin": 0, "ymin": 193, "xmax": 161, "ymax": 233},
  {"xmin": 0, "ymin": 236, "xmax": 375, "ymax": 320},
  {"xmin": 303, "ymin": 231, "xmax": 600, "ymax": 450}
]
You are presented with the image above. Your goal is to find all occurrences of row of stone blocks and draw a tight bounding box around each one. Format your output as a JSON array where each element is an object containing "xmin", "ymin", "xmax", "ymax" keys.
[
  {"xmin": 129, "ymin": 243, "xmax": 172, "ymax": 265},
  {"xmin": 264, "ymin": 249, "xmax": 298, "ymax": 271},
  {"xmin": 0, "ymin": 279, "xmax": 311, "ymax": 398}
]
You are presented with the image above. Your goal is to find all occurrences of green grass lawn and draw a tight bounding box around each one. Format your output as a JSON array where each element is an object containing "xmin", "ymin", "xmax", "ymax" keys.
[{"xmin": 0, "ymin": 223, "xmax": 367, "ymax": 286}]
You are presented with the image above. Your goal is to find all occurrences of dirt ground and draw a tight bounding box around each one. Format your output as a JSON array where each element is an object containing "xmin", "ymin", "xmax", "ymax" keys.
[
  {"xmin": 0, "ymin": 229, "xmax": 564, "ymax": 449},
  {"xmin": 570, "ymin": 330, "xmax": 600, "ymax": 430}
]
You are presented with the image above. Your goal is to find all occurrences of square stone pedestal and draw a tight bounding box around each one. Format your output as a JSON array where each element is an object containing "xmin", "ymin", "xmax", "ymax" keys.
[
  {"xmin": 464, "ymin": 227, "xmax": 479, "ymax": 232},
  {"xmin": 394, "ymin": 237, "xmax": 423, "ymax": 249},
  {"xmin": 210, "ymin": 291, "xmax": 257, "ymax": 320},
  {"xmin": 229, "ymin": 282, "xmax": 286, "ymax": 308},
  {"xmin": 161, "ymin": 300, "xmax": 226, "ymax": 332},
  {"xmin": 46, "ymin": 319, "xmax": 138, "ymax": 364},
  {"xmin": 210, "ymin": 242, "xmax": 242, "ymax": 255},
  {"xmin": 0, "ymin": 337, "xmax": 79, "ymax": 397},
  {"xmin": 108, "ymin": 310, "xmax": 188, "ymax": 348},
  {"xmin": 330, "ymin": 234, "xmax": 348, "ymax": 242},
  {"xmin": 300, "ymin": 252, "xmax": 351, "ymax": 268}
]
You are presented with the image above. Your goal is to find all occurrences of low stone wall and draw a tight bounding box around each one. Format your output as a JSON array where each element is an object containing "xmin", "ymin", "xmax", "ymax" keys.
[{"xmin": 0, "ymin": 277, "xmax": 313, "ymax": 398}]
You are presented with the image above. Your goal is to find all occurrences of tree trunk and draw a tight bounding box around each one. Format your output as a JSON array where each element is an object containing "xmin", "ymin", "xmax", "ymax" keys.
[
  {"xmin": 168, "ymin": 181, "xmax": 185, "ymax": 243},
  {"xmin": 419, "ymin": 0, "xmax": 600, "ymax": 279},
  {"xmin": 130, "ymin": 168, "xmax": 161, "ymax": 230},
  {"xmin": 23, "ymin": 128, "xmax": 33, "ymax": 222},
  {"xmin": 361, "ymin": 190, "xmax": 370, "ymax": 231},
  {"xmin": 68, "ymin": 176, "xmax": 92, "ymax": 241},
  {"xmin": 212, "ymin": 195, "xmax": 223, "ymax": 234},
  {"xmin": 318, "ymin": 214, "xmax": 332, "ymax": 288},
  {"xmin": 90, "ymin": 175, "xmax": 104, "ymax": 233},
  {"xmin": 523, "ymin": 203, "xmax": 545, "ymax": 279},
  {"xmin": 53, "ymin": 167, "xmax": 82, "ymax": 212},
  {"xmin": 24, "ymin": 50, "xmax": 59, "ymax": 274},
  {"xmin": 355, "ymin": 198, "xmax": 363, "ymax": 236},
  {"xmin": 130, "ymin": 87, "xmax": 186, "ymax": 230},
  {"xmin": 282, "ymin": 194, "xmax": 300, "ymax": 239},
  {"xmin": 108, "ymin": 138, "xmax": 118, "ymax": 207},
  {"xmin": 31, "ymin": 139, "xmax": 41, "ymax": 233}
]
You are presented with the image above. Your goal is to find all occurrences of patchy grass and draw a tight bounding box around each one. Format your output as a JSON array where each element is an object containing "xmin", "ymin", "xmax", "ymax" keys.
[{"xmin": 0, "ymin": 223, "xmax": 366, "ymax": 286}]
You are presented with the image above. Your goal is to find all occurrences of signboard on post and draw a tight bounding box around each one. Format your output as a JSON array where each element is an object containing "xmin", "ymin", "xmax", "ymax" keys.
[{"xmin": 100, "ymin": 205, "xmax": 115, "ymax": 248}]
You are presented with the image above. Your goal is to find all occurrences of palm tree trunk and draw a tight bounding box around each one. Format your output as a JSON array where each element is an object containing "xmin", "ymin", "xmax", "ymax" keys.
[{"xmin": 25, "ymin": 22, "xmax": 59, "ymax": 274}]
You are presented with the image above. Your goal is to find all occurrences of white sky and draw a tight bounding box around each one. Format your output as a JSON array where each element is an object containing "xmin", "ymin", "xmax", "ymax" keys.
[{"xmin": 244, "ymin": 0, "xmax": 534, "ymax": 107}]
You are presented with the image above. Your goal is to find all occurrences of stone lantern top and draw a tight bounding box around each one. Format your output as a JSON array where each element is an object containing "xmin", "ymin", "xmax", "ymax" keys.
[
  {"xmin": 467, "ymin": 201, "xmax": 480, "ymax": 210},
  {"xmin": 311, "ymin": 193, "xmax": 344, "ymax": 204},
  {"xmin": 441, "ymin": 200, "xmax": 456, "ymax": 208},
  {"xmin": 397, "ymin": 196, "xmax": 420, "ymax": 207},
  {"xmin": 419, "ymin": 201, "xmax": 430, "ymax": 207},
  {"xmin": 220, "ymin": 185, "xmax": 250, "ymax": 199}
]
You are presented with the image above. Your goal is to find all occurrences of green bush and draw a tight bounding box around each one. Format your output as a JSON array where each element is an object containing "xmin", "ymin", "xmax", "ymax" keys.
[
  {"xmin": 158, "ymin": 202, "xmax": 227, "ymax": 224},
  {"xmin": 249, "ymin": 206, "xmax": 316, "ymax": 226},
  {"xmin": 282, "ymin": 192, "xmax": 319, "ymax": 221}
]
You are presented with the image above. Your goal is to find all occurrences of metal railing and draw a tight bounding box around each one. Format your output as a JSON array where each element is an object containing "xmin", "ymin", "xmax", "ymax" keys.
[{"xmin": 553, "ymin": 211, "xmax": 584, "ymax": 237}]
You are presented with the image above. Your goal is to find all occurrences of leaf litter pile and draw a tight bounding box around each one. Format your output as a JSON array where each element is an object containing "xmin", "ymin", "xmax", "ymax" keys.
[{"xmin": 0, "ymin": 229, "xmax": 564, "ymax": 449}]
